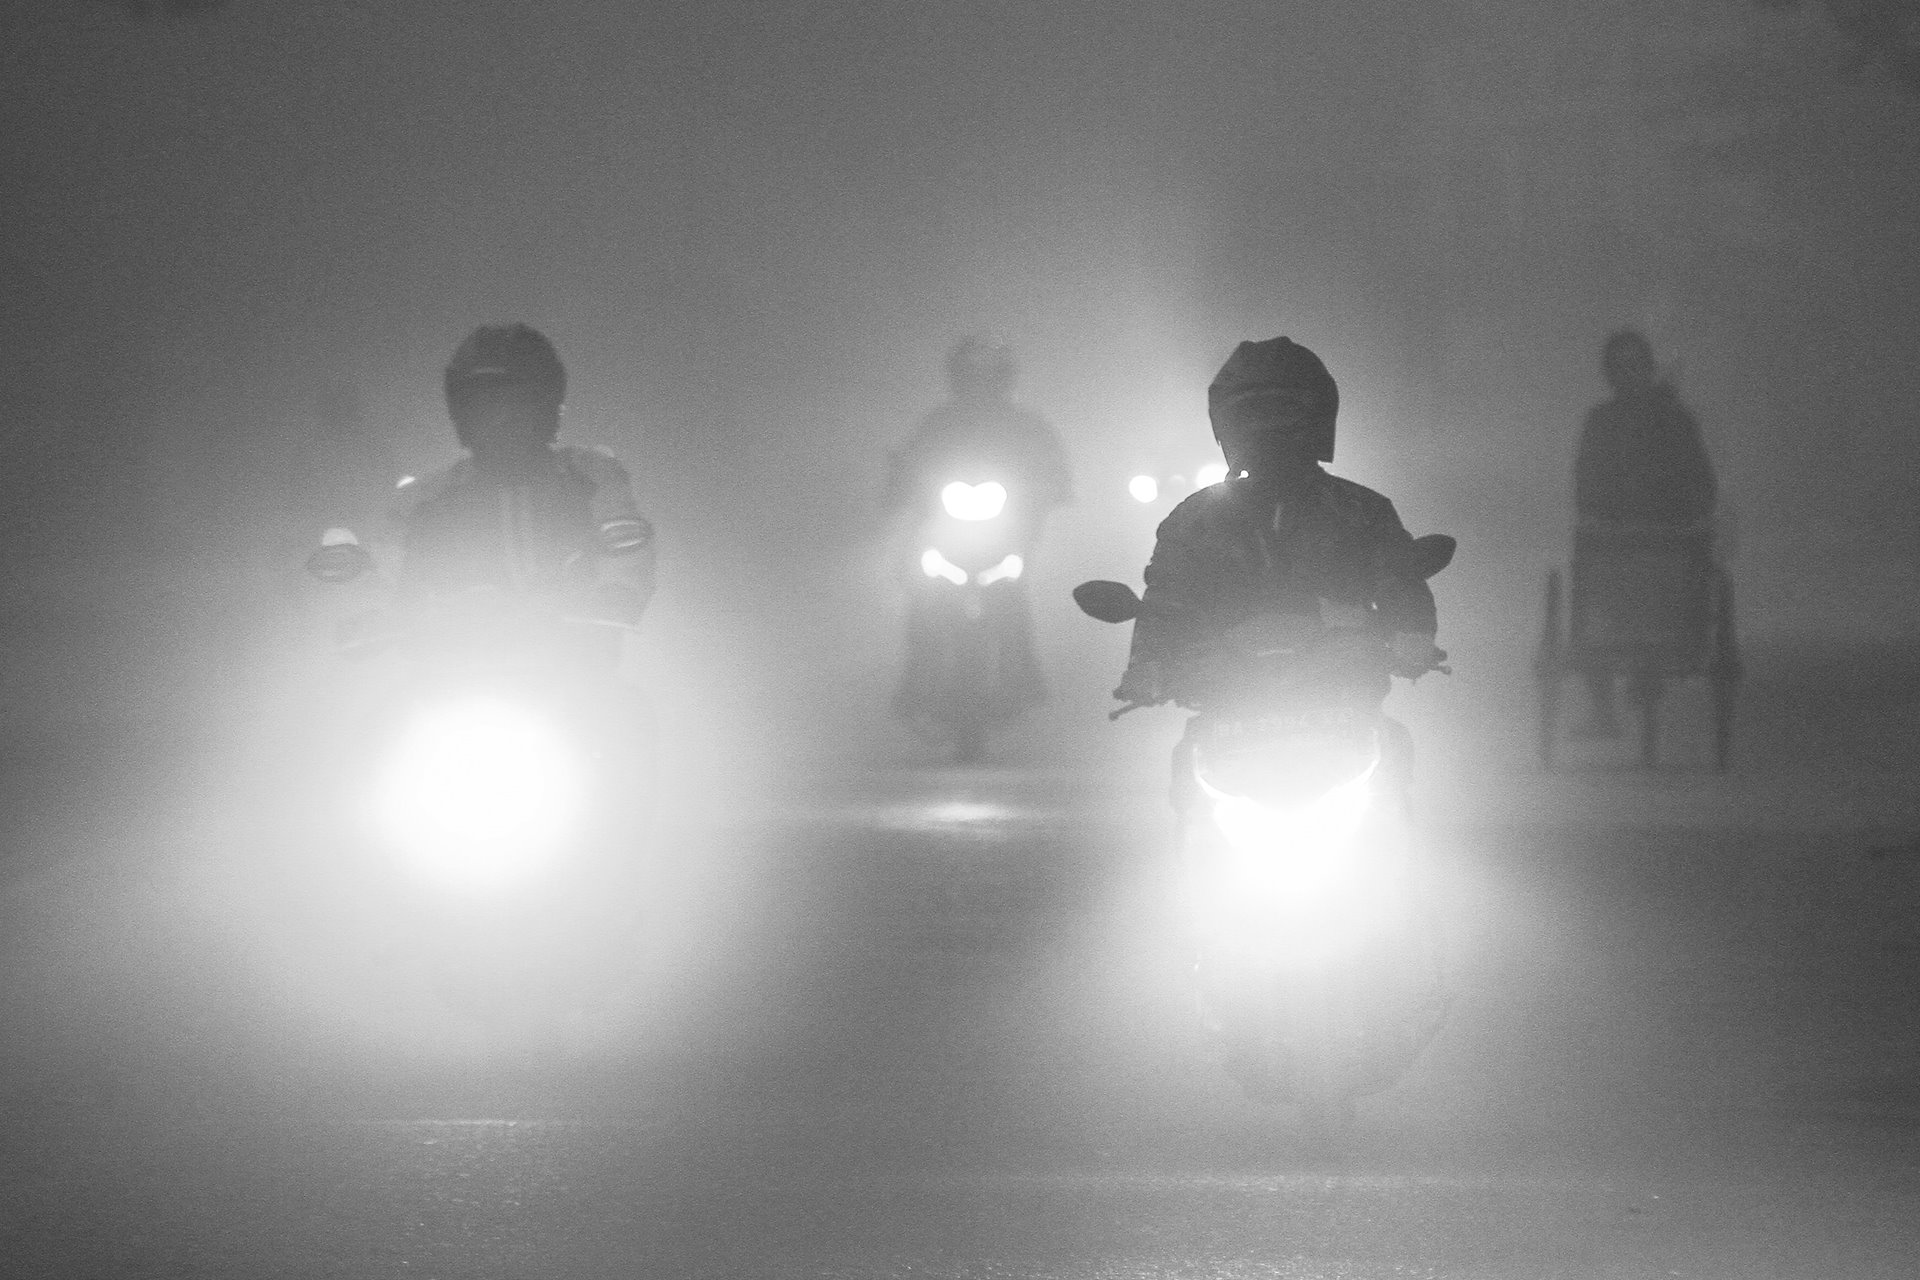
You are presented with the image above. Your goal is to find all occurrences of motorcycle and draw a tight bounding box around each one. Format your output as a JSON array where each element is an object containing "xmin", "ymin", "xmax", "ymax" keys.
[
  {"xmin": 896, "ymin": 478, "xmax": 1044, "ymax": 763},
  {"xmin": 1073, "ymin": 533, "xmax": 1455, "ymax": 1135},
  {"xmin": 303, "ymin": 525, "xmax": 654, "ymax": 1027}
]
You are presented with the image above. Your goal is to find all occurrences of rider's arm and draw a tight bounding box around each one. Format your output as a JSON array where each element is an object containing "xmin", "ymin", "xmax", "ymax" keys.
[
  {"xmin": 877, "ymin": 424, "xmax": 940, "ymax": 557},
  {"xmin": 577, "ymin": 449, "xmax": 656, "ymax": 624},
  {"xmin": 1366, "ymin": 497, "xmax": 1440, "ymax": 674},
  {"xmin": 1666, "ymin": 399, "xmax": 1717, "ymax": 523},
  {"xmin": 1118, "ymin": 496, "xmax": 1233, "ymax": 705}
]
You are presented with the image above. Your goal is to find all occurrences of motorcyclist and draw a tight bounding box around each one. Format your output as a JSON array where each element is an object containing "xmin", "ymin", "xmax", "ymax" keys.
[
  {"xmin": 882, "ymin": 336, "xmax": 1072, "ymax": 546},
  {"xmin": 1570, "ymin": 329, "xmax": 1717, "ymax": 737},
  {"xmin": 1115, "ymin": 337, "xmax": 1440, "ymax": 720},
  {"xmin": 883, "ymin": 335, "xmax": 1072, "ymax": 717},
  {"xmin": 384, "ymin": 324, "xmax": 656, "ymax": 668},
  {"xmin": 1096, "ymin": 338, "xmax": 1449, "ymax": 1119}
]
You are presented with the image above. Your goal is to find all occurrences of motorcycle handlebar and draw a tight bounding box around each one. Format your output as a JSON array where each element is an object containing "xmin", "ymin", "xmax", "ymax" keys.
[{"xmin": 334, "ymin": 602, "xmax": 642, "ymax": 657}]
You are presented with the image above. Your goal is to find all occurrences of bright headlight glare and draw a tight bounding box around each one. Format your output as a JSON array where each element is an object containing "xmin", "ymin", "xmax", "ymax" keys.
[
  {"xmin": 1128, "ymin": 475, "xmax": 1159, "ymax": 503},
  {"xmin": 976, "ymin": 553, "xmax": 1023, "ymax": 585},
  {"xmin": 1195, "ymin": 461, "xmax": 1229, "ymax": 487},
  {"xmin": 921, "ymin": 547, "xmax": 968, "ymax": 585},
  {"xmin": 1201, "ymin": 757, "xmax": 1376, "ymax": 857},
  {"xmin": 941, "ymin": 480, "xmax": 1007, "ymax": 521},
  {"xmin": 372, "ymin": 696, "xmax": 585, "ymax": 889}
]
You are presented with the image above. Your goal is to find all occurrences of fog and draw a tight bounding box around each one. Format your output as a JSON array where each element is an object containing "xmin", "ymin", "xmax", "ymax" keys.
[
  {"xmin": 6, "ymin": 11, "xmax": 1920, "ymax": 1274},
  {"xmin": 7, "ymin": 6, "xmax": 1918, "ymax": 742}
]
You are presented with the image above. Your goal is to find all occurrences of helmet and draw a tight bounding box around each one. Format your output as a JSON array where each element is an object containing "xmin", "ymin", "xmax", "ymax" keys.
[
  {"xmin": 945, "ymin": 334, "xmax": 1018, "ymax": 400},
  {"xmin": 1207, "ymin": 337, "xmax": 1339, "ymax": 463},
  {"xmin": 444, "ymin": 324, "xmax": 567, "ymax": 429}
]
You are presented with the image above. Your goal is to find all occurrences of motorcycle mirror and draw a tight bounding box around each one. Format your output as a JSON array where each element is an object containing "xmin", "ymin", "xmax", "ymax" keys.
[
  {"xmin": 306, "ymin": 528, "xmax": 374, "ymax": 584},
  {"xmin": 1072, "ymin": 579, "xmax": 1141, "ymax": 624},
  {"xmin": 1409, "ymin": 534, "xmax": 1456, "ymax": 580}
]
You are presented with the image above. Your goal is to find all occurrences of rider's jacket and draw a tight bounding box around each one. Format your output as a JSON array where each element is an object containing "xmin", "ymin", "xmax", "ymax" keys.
[
  {"xmin": 1575, "ymin": 386, "xmax": 1716, "ymax": 526},
  {"xmin": 1121, "ymin": 467, "xmax": 1436, "ymax": 709},
  {"xmin": 883, "ymin": 398, "xmax": 1072, "ymax": 545},
  {"xmin": 389, "ymin": 444, "xmax": 655, "ymax": 620}
]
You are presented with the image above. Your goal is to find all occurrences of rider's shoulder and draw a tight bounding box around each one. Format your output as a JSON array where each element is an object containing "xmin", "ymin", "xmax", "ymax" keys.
[{"xmin": 1157, "ymin": 477, "xmax": 1244, "ymax": 537}]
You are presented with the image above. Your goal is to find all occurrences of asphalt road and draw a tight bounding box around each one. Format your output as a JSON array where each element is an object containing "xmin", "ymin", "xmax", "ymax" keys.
[{"xmin": 2, "ymin": 665, "xmax": 1918, "ymax": 1278}]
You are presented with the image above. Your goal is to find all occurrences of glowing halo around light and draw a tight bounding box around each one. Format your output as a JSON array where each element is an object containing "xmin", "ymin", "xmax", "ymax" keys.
[
  {"xmin": 1128, "ymin": 475, "xmax": 1159, "ymax": 503},
  {"xmin": 1195, "ymin": 461, "xmax": 1230, "ymax": 487},
  {"xmin": 940, "ymin": 480, "xmax": 1007, "ymax": 521},
  {"xmin": 976, "ymin": 553, "xmax": 1023, "ymax": 585},
  {"xmin": 371, "ymin": 696, "xmax": 586, "ymax": 891},
  {"xmin": 920, "ymin": 547, "xmax": 968, "ymax": 585}
]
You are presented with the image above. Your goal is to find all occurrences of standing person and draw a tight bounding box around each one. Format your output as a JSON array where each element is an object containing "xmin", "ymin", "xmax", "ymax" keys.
[
  {"xmin": 882, "ymin": 335, "xmax": 1072, "ymax": 755},
  {"xmin": 1570, "ymin": 329, "xmax": 1717, "ymax": 738}
]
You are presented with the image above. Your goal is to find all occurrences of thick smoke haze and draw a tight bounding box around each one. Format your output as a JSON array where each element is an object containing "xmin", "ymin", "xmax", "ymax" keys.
[
  {"xmin": 3, "ymin": 0, "xmax": 1918, "ymax": 785},
  {"xmin": 4, "ymin": 10, "xmax": 1920, "ymax": 1274}
]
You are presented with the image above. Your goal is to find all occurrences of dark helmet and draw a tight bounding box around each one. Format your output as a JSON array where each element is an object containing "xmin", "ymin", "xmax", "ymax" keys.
[
  {"xmin": 945, "ymin": 334, "xmax": 1018, "ymax": 400},
  {"xmin": 1207, "ymin": 336, "xmax": 1339, "ymax": 463},
  {"xmin": 444, "ymin": 324, "xmax": 567, "ymax": 443}
]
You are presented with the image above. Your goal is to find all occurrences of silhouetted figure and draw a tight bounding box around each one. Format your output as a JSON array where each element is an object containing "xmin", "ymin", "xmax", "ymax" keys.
[
  {"xmin": 388, "ymin": 325, "xmax": 655, "ymax": 669},
  {"xmin": 1571, "ymin": 330, "xmax": 1717, "ymax": 737},
  {"xmin": 1117, "ymin": 336, "xmax": 1441, "ymax": 714},
  {"xmin": 883, "ymin": 336, "xmax": 1071, "ymax": 746}
]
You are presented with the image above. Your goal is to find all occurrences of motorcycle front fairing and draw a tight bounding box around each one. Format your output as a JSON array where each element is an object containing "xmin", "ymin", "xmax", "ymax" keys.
[
  {"xmin": 917, "ymin": 479, "xmax": 1029, "ymax": 590},
  {"xmin": 896, "ymin": 477, "xmax": 1043, "ymax": 729},
  {"xmin": 344, "ymin": 590, "xmax": 647, "ymax": 897},
  {"xmin": 299, "ymin": 524, "xmax": 658, "ymax": 1037},
  {"xmin": 1178, "ymin": 712, "xmax": 1447, "ymax": 1101}
]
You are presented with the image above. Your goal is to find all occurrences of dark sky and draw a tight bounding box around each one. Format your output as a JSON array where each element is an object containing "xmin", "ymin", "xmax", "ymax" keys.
[{"xmin": 5, "ymin": 0, "xmax": 1918, "ymax": 662}]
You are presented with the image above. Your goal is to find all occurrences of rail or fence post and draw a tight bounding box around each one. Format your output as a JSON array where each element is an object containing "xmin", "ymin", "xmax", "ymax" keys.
[{"xmin": 1535, "ymin": 569, "xmax": 1563, "ymax": 769}]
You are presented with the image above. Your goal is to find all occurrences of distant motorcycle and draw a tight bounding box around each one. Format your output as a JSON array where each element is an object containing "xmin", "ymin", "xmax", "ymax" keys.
[
  {"xmin": 1073, "ymin": 534, "xmax": 1455, "ymax": 1135},
  {"xmin": 896, "ymin": 478, "xmax": 1043, "ymax": 762}
]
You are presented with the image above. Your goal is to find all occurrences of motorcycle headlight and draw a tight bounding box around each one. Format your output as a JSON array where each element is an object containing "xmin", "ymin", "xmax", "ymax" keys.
[
  {"xmin": 1128, "ymin": 475, "xmax": 1159, "ymax": 504},
  {"xmin": 371, "ymin": 695, "xmax": 586, "ymax": 890},
  {"xmin": 940, "ymin": 480, "xmax": 1007, "ymax": 521},
  {"xmin": 1193, "ymin": 754, "xmax": 1407, "ymax": 959},
  {"xmin": 1205, "ymin": 761, "xmax": 1374, "ymax": 858}
]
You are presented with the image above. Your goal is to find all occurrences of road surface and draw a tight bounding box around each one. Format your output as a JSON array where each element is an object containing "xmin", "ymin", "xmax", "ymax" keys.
[{"xmin": 1, "ymin": 649, "xmax": 1917, "ymax": 1278}]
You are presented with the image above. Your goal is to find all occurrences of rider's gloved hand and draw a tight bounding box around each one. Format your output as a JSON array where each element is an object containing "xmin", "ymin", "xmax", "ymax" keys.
[
  {"xmin": 1113, "ymin": 661, "xmax": 1167, "ymax": 707},
  {"xmin": 1389, "ymin": 631, "xmax": 1443, "ymax": 678}
]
